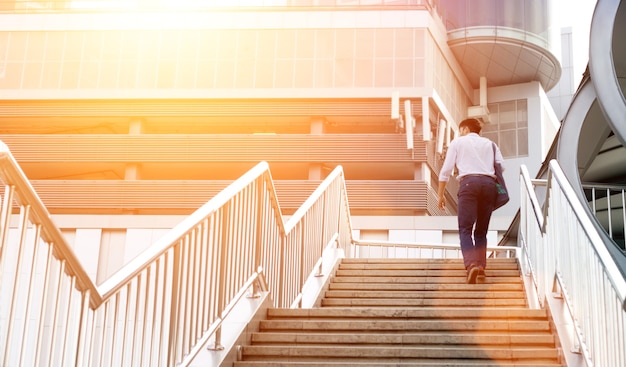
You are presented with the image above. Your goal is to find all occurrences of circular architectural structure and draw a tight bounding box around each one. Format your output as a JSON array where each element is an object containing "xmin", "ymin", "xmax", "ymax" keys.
[{"xmin": 439, "ymin": 0, "xmax": 561, "ymax": 91}]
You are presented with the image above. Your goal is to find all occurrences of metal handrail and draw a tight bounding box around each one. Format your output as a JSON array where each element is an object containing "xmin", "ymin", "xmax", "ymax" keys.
[
  {"xmin": 519, "ymin": 159, "xmax": 626, "ymax": 367},
  {"xmin": 581, "ymin": 182, "xmax": 626, "ymax": 245},
  {"xmin": 0, "ymin": 139, "xmax": 353, "ymax": 366}
]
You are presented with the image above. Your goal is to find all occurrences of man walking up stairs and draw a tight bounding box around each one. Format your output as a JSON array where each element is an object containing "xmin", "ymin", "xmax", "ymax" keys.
[{"xmin": 234, "ymin": 257, "xmax": 564, "ymax": 366}]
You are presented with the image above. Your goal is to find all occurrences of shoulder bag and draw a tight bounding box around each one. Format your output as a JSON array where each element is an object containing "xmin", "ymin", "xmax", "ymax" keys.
[{"xmin": 492, "ymin": 143, "xmax": 509, "ymax": 209}]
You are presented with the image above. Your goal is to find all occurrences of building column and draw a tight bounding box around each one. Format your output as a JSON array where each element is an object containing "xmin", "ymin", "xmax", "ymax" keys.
[
  {"xmin": 126, "ymin": 119, "xmax": 143, "ymax": 180},
  {"xmin": 309, "ymin": 117, "xmax": 326, "ymax": 179}
]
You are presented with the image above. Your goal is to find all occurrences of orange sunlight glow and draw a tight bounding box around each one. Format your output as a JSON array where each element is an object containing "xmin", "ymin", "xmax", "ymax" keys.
[{"xmin": 71, "ymin": 0, "xmax": 285, "ymax": 10}]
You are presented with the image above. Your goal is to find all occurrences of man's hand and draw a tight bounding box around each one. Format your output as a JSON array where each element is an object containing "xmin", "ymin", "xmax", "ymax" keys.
[{"xmin": 437, "ymin": 181, "xmax": 447, "ymax": 210}]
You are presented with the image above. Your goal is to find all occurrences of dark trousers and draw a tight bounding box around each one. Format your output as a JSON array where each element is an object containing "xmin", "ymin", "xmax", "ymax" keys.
[{"xmin": 457, "ymin": 175, "xmax": 497, "ymax": 270}]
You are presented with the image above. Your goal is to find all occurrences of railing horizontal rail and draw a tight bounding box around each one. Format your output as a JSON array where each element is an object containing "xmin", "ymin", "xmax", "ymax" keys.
[
  {"xmin": 519, "ymin": 160, "xmax": 626, "ymax": 367},
  {"xmin": 0, "ymin": 139, "xmax": 353, "ymax": 367}
]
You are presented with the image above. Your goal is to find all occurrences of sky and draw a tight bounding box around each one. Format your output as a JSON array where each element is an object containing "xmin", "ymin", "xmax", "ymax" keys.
[{"xmin": 558, "ymin": 0, "xmax": 598, "ymax": 81}]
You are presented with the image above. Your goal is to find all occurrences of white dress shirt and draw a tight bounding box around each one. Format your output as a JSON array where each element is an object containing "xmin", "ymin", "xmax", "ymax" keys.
[{"xmin": 439, "ymin": 132, "xmax": 504, "ymax": 182}]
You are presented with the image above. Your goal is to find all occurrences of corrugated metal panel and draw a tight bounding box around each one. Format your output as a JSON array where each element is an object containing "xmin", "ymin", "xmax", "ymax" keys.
[
  {"xmin": 0, "ymin": 100, "xmax": 422, "ymax": 117},
  {"xmin": 1, "ymin": 134, "xmax": 426, "ymax": 162},
  {"xmin": 29, "ymin": 179, "xmax": 428, "ymax": 213}
]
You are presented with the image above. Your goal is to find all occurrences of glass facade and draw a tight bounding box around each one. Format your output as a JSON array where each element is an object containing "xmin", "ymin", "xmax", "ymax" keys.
[
  {"xmin": 483, "ymin": 99, "xmax": 528, "ymax": 158},
  {"xmin": 0, "ymin": 28, "xmax": 429, "ymax": 90},
  {"xmin": 438, "ymin": 0, "xmax": 558, "ymax": 52},
  {"xmin": 428, "ymin": 34, "xmax": 469, "ymax": 125}
]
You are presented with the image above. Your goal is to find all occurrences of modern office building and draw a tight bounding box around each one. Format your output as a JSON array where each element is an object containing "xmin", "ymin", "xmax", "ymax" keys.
[
  {"xmin": 0, "ymin": 0, "xmax": 562, "ymax": 282},
  {"xmin": 4, "ymin": 0, "xmax": 626, "ymax": 365}
]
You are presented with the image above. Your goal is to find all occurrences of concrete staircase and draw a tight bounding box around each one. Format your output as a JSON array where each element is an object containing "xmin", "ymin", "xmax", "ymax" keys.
[{"xmin": 233, "ymin": 258, "xmax": 564, "ymax": 366}]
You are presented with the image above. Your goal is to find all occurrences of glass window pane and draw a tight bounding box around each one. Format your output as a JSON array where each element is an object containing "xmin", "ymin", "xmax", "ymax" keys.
[
  {"xmin": 159, "ymin": 31, "xmax": 179, "ymax": 61},
  {"xmin": 395, "ymin": 29, "xmax": 413, "ymax": 58},
  {"xmin": 136, "ymin": 61, "xmax": 156, "ymax": 88},
  {"xmin": 354, "ymin": 59, "xmax": 373, "ymax": 87},
  {"xmin": 499, "ymin": 101, "xmax": 516, "ymax": 123},
  {"xmin": 218, "ymin": 31, "xmax": 236, "ymax": 59},
  {"xmin": 336, "ymin": 30, "xmax": 354, "ymax": 59},
  {"xmin": 394, "ymin": 58, "xmax": 413, "ymax": 87},
  {"xmin": 294, "ymin": 59, "xmax": 314, "ymax": 88},
  {"xmin": 295, "ymin": 30, "xmax": 314, "ymax": 58},
  {"xmin": 487, "ymin": 103, "xmax": 499, "ymax": 124},
  {"xmin": 102, "ymin": 31, "xmax": 121, "ymax": 61},
  {"xmin": 60, "ymin": 61, "xmax": 79, "ymax": 89},
  {"xmin": 518, "ymin": 127, "xmax": 528, "ymax": 156},
  {"xmin": 355, "ymin": 29, "xmax": 375, "ymax": 58},
  {"xmin": 0, "ymin": 33, "xmax": 8, "ymax": 62},
  {"xmin": 334, "ymin": 58, "xmax": 353, "ymax": 87},
  {"xmin": 23, "ymin": 62, "xmax": 42, "ymax": 88},
  {"xmin": 314, "ymin": 59, "xmax": 333, "ymax": 88},
  {"xmin": 99, "ymin": 61, "xmax": 119, "ymax": 89},
  {"xmin": 274, "ymin": 59, "xmax": 293, "ymax": 88},
  {"xmin": 256, "ymin": 59, "xmax": 275, "ymax": 88},
  {"xmin": 179, "ymin": 31, "xmax": 199, "ymax": 60},
  {"xmin": 276, "ymin": 30, "xmax": 294, "ymax": 59},
  {"xmin": 196, "ymin": 60, "xmax": 216, "ymax": 88},
  {"xmin": 197, "ymin": 31, "xmax": 219, "ymax": 60},
  {"xmin": 26, "ymin": 32, "xmax": 46, "ymax": 61},
  {"xmin": 79, "ymin": 61, "xmax": 99, "ymax": 88},
  {"xmin": 315, "ymin": 30, "xmax": 334, "ymax": 59},
  {"xmin": 413, "ymin": 58, "xmax": 425, "ymax": 86},
  {"xmin": 177, "ymin": 60, "xmax": 197, "ymax": 88},
  {"xmin": 375, "ymin": 29, "xmax": 393, "ymax": 58},
  {"xmin": 0, "ymin": 62, "xmax": 23, "ymax": 89},
  {"xmin": 235, "ymin": 58, "xmax": 255, "ymax": 88},
  {"xmin": 120, "ymin": 31, "xmax": 140, "ymax": 61},
  {"xmin": 8, "ymin": 33, "xmax": 28, "ymax": 61},
  {"xmin": 374, "ymin": 59, "xmax": 393, "ymax": 87},
  {"xmin": 215, "ymin": 59, "xmax": 234, "ymax": 88},
  {"xmin": 46, "ymin": 32, "xmax": 65, "ymax": 61},
  {"xmin": 237, "ymin": 30, "xmax": 256, "ymax": 60},
  {"xmin": 483, "ymin": 131, "xmax": 497, "ymax": 143},
  {"xmin": 500, "ymin": 130, "xmax": 517, "ymax": 157},
  {"xmin": 118, "ymin": 60, "xmax": 137, "ymax": 88},
  {"xmin": 83, "ymin": 32, "xmax": 103, "ymax": 61},
  {"xmin": 157, "ymin": 60, "xmax": 176, "ymax": 88}
]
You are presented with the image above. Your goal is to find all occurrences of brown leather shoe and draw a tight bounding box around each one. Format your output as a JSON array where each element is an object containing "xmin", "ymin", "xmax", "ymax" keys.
[{"xmin": 467, "ymin": 265, "xmax": 480, "ymax": 284}]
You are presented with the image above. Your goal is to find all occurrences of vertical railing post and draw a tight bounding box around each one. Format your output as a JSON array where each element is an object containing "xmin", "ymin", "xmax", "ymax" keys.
[
  {"xmin": 296, "ymin": 220, "xmax": 306, "ymax": 308},
  {"xmin": 276, "ymin": 235, "xmax": 286, "ymax": 308},
  {"xmin": 167, "ymin": 244, "xmax": 182, "ymax": 366},
  {"xmin": 252, "ymin": 178, "xmax": 264, "ymax": 297},
  {"xmin": 315, "ymin": 191, "xmax": 327, "ymax": 277},
  {"xmin": 209, "ymin": 203, "xmax": 231, "ymax": 350},
  {"xmin": 0, "ymin": 185, "xmax": 15, "ymax": 276},
  {"xmin": 3, "ymin": 204, "xmax": 30, "ymax": 367}
]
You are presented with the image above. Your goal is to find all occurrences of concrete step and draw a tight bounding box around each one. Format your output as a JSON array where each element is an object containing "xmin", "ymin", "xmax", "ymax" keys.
[
  {"xmin": 235, "ymin": 362, "xmax": 562, "ymax": 367},
  {"xmin": 233, "ymin": 257, "xmax": 563, "ymax": 366},
  {"xmin": 250, "ymin": 331, "xmax": 557, "ymax": 346},
  {"xmin": 320, "ymin": 297, "xmax": 528, "ymax": 307},
  {"xmin": 265, "ymin": 307, "xmax": 549, "ymax": 319},
  {"xmin": 238, "ymin": 345, "xmax": 560, "ymax": 362},
  {"xmin": 258, "ymin": 319, "xmax": 551, "ymax": 333}
]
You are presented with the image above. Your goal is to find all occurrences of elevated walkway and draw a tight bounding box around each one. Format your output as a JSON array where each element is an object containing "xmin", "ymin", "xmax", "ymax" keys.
[
  {"xmin": 235, "ymin": 257, "xmax": 562, "ymax": 366},
  {"xmin": 1, "ymin": 142, "xmax": 624, "ymax": 367}
]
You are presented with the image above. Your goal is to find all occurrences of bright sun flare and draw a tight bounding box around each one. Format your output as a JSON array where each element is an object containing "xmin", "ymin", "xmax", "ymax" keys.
[{"xmin": 71, "ymin": 0, "xmax": 282, "ymax": 10}]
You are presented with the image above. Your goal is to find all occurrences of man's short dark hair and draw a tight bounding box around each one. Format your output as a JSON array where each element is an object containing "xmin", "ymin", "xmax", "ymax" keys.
[{"xmin": 459, "ymin": 118, "xmax": 482, "ymax": 134}]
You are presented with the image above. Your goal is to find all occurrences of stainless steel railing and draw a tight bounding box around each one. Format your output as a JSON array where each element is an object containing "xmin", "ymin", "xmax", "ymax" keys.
[
  {"xmin": 582, "ymin": 183, "xmax": 626, "ymax": 249},
  {"xmin": 0, "ymin": 141, "xmax": 353, "ymax": 367},
  {"xmin": 519, "ymin": 160, "xmax": 626, "ymax": 367}
]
